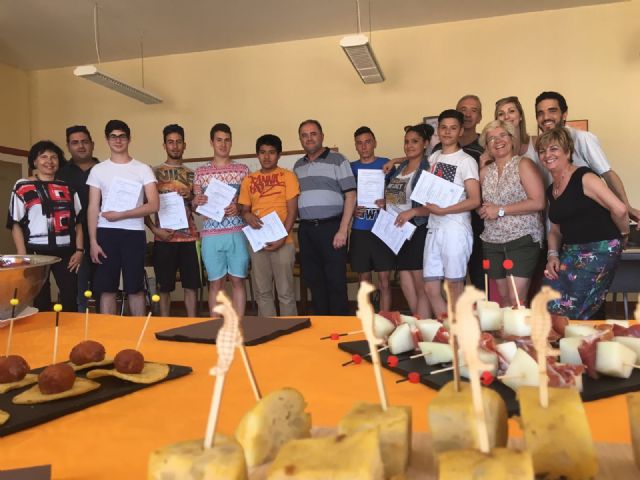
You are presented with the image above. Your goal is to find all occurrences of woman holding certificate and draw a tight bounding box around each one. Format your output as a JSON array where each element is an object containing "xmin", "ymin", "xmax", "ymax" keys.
[
  {"xmin": 477, "ymin": 120, "xmax": 545, "ymax": 307},
  {"xmin": 7, "ymin": 140, "xmax": 84, "ymax": 312},
  {"xmin": 379, "ymin": 124, "xmax": 433, "ymax": 319}
]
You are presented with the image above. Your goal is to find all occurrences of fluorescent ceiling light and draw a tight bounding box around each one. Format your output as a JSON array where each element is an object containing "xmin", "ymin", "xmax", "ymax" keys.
[
  {"xmin": 340, "ymin": 34, "xmax": 384, "ymax": 84},
  {"xmin": 73, "ymin": 65, "xmax": 163, "ymax": 104}
]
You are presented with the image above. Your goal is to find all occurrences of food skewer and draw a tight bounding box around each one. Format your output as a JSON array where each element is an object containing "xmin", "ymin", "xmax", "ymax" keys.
[
  {"xmin": 320, "ymin": 329, "xmax": 364, "ymax": 340},
  {"xmin": 216, "ymin": 292, "xmax": 261, "ymax": 401},
  {"xmin": 482, "ymin": 259, "xmax": 490, "ymax": 300},
  {"xmin": 357, "ymin": 281, "xmax": 388, "ymax": 410},
  {"xmin": 135, "ymin": 295, "xmax": 161, "ymax": 351},
  {"xmin": 83, "ymin": 290, "xmax": 92, "ymax": 340},
  {"xmin": 454, "ymin": 286, "xmax": 492, "ymax": 454},
  {"xmin": 443, "ymin": 281, "xmax": 461, "ymax": 392},
  {"xmin": 203, "ymin": 292, "xmax": 241, "ymax": 449},
  {"xmin": 5, "ymin": 290, "xmax": 18, "ymax": 356},
  {"xmin": 52, "ymin": 303, "xmax": 62, "ymax": 364},
  {"xmin": 342, "ymin": 346, "xmax": 389, "ymax": 366},
  {"xmin": 527, "ymin": 286, "xmax": 561, "ymax": 408}
]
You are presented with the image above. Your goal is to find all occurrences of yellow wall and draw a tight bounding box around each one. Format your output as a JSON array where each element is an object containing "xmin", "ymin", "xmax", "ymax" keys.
[
  {"xmin": 0, "ymin": 62, "xmax": 30, "ymax": 150},
  {"xmin": 29, "ymin": 0, "xmax": 640, "ymax": 206}
]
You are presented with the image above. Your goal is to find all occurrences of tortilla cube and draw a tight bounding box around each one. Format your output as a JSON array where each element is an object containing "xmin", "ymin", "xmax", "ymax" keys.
[{"xmin": 439, "ymin": 448, "xmax": 534, "ymax": 479}]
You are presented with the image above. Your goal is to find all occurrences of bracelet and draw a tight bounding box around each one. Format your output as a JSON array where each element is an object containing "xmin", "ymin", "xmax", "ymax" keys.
[
  {"xmin": 547, "ymin": 250, "xmax": 559, "ymax": 259},
  {"xmin": 621, "ymin": 232, "xmax": 630, "ymax": 237}
]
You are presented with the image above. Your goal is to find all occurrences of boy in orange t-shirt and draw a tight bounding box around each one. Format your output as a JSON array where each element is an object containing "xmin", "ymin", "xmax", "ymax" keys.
[{"xmin": 239, "ymin": 134, "xmax": 300, "ymax": 316}]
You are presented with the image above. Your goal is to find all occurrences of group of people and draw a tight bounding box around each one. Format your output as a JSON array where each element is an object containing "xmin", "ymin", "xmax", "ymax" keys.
[{"xmin": 7, "ymin": 91, "xmax": 636, "ymax": 320}]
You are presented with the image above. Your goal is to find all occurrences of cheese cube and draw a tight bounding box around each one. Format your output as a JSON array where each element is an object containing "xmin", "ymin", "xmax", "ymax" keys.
[
  {"xmin": 595, "ymin": 341, "xmax": 637, "ymax": 379},
  {"xmin": 439, "ymin": 448, "xmax": 534, "ymax": 479},
  {"xmin": 267, "ymin": 429, "xmax": 384, "ymax": 480},
  {"xmin": 503, "ymin": 308, "xmax": 532, "ymax": 337},
  {"xmin": 428, "ymin": 381, "xmax": 508, "ymax": 460},
  {"xmin": 518, "ymin": 386, "xmax": 597, "ymax": 479},
  {"xmin": 559, "ymin": 337, "xmax": 583, "ymax": 366},
  {"xmin": 235, "ymin": 388, "xmax": 311, "ymax": 467},
  {"xmin": 415, "ymin": 320, "xmax": 443, "ymax": 342},
  {"xmin": 148, "ymin": 436, "xmax": 247, "ymax": 480},
  {"xmin": 614, "ymin": 336, "xmax": 640, "ymax": 359},
  {"xmin": 417, "ymin": 341, "xmax": 453, "ymax": 365},
  {"xmin": 477, "ymin": 300, "xmax": 503, "ymax": 331},
  {"xmin": 338, "ymin": 402, "xmax": 411, "ymax": 478},
  {"xmin": 627, "ymin": 393, "xmax": 640, "ymax": 470},
  {"xmin": 564, "ymin": 324, "xmax": 598, "ymax": 338},
  {"xmin": 501, "ymin": 348, "xmax": 539, "ymax": 392}
]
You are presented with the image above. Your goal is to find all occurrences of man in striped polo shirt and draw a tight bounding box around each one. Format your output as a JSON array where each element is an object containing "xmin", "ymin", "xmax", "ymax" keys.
[{"xmin": 294, "ymin": 119, "xmax": 356, "ymax": 315}]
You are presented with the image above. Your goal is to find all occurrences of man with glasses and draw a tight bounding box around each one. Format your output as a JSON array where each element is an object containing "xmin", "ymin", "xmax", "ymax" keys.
[
  {"xmin": 87, "ymin": 120, "xmax": 159, "ymax": 315},
  {"xmin": 57, "ymin": 125, "xmax": 99, "ymax": 311}
]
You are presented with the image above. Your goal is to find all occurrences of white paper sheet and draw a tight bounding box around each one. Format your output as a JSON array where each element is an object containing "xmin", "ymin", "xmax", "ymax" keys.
[
  {"xmin": 409, "ymin": 171, "xmax": 465, "ymax": 208},
  {"xmin": 242, "ymin": 211, "xmax": 288, "ymax": 252},
  {"xmin": 102, "ymin": 177, "xmax": 142, "ymax": 212},
  {"xmin": 157, "ymin": 192, "xmax": 189, "ymax": 230},
  {"xmin": 371, "ymin": 208, "xmax": 417, "ymax": 255},
  {"xmin": 195, "ymin": 178, "xmax": 237, "ymax": 222},
  {"xmin": 357, "ymin": 169, "xmax": 386, "ymax": 208}
]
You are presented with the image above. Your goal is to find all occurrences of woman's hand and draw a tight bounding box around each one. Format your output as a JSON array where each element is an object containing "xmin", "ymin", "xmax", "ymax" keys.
[
  {"xmin": 395, "ymin": 209, "xmax": 415, "ymax": 226},
  {"xmin": 478, "ymin": 203, "xmax": 500, "ymax": 220},
  {"xmin": 224, "ymin": 202, "xmax": 238, "ymax": 216},
  {"xmin": 192, "ymin": 193, "xmax": 208, "ymax": 207},
  {"xmin": 68, "ymin": 251, "xmax": 84, "ymax": 273},
  {"xmin": 544, "ymin": 256, "xmax": 560, "ymax": 281}
]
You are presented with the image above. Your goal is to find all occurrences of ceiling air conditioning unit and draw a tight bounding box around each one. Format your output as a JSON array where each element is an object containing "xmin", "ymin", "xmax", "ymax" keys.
[
  {"xmin": 340, "ymin": 34, "xmax": 384, "ymax": 84},
  {"xmin": 73, "ymin": 65, "xmax": 163, "ymax": 104}
]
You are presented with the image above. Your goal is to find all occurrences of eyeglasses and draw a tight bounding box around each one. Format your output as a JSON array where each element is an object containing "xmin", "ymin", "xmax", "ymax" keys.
[
  {"xmin": 487, "ymin": 132, "xmax": 511, "ymax": 144},
  {"xmin": 108, "ymin": 133, "xmax": 128, "ymax": 141}
]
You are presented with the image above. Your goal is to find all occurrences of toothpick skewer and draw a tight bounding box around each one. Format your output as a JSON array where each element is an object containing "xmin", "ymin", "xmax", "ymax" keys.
[
  {"xmin": 357, "ymin": 281, "xmax": 388, "ymax": 411},
  {"xmin": 135, "ymin": 294, "xmax": 160, "ymax": 351},
  {"xmin": 6, "ymin": 291, "xmax": 19, "ymax": 356},
  {"xmin": 320, "ymin": 329, "xmax": 364, "ymax": 340},
  {"xmin": 482, "ymin": 259, "xmax": 490, "ymax": 300},
  {"xmin": 52, "ymin": 303, "xmax": 62, "ymax": 364},
  {"xmin": 342, "ymin": 345, "xmax": 388, "ymax": 366},
  {"xmin": 502, "ymin": 259, "xmax": 522, "ymax": 308},
  {"xmin": 443, "ymin": 281, "xmax": 461, "ymax": 392},
  {"xmin": 83, "ymin": 290, "xmax": 92, "ymax": 340}
]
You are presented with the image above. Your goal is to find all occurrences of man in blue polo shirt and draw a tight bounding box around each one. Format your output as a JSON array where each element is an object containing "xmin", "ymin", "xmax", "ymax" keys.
[
  {"xmin": 294, "ymin": 119, "xmax": 356, "ymax": 315},
  {"xmin": 348, "ymin": 126, "xmax": 394, "ymax": 311}
]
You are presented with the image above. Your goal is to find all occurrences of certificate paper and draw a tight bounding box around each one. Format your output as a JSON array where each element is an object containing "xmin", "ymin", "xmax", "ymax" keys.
[
  {"xmin": 371, "ymin": 208, "xmax": 416, "ymax": 255},
  {"xmin": 195, "ymin": 178, "xmax": 237, "ymax": 222},
  {"xmin": 158, "ymin": 192, "xmax": 189, "ymax": 230},
  {"xmin": 102, "ymin": 177, "xmax": 142, "ymax": 212},
  {"xmin": 242, "ymin": 211, "xmax": 288, "ymax": 252},
  {"xmin": 409, "ymin": 172, "xmax": 464, "ymax": 208},
  {"xmin": 357, "ymin": 169, "xmax": 385, "ymax": 208}
]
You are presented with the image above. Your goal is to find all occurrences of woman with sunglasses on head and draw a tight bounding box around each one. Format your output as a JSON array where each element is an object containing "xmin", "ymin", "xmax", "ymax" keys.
[
  {"xmin": 539, "ymin": 127, "xmax": 628, "ymax": 319},
  {"xmin": 477, "ymin": 120, "xmax": 545, "ymax": 307},
  {"xmin": 377, "ymin": 124, "xmax": 434, "ymax": 319},
  {"xmin": 7, "ymin": 140, "xmax": 83, "ymax": 312}
]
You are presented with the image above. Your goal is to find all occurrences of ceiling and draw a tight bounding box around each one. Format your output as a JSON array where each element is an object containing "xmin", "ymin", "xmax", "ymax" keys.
[{"xmin": 0, "ymin": 0, "xmax": 624, "ymax": 70}]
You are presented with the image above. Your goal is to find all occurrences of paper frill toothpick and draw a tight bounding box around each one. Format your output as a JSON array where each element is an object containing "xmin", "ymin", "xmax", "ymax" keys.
[
  {"xmin": 443, "ymin": 282, "xmax": 461, "ymax": 392},
  {"xmin": 453, "ymin": 286, "xmax": 492, "ymax": 454},
  {"xmin": 357, "ymin": 281, "xmax": 388, "ymax": 411},
  {"xmin": 526, "ymin": 286, "xmax": 561, "ymax": 408},
  {"xmin": 135, "ymin": 294, "xmax": 161, "ymax": 351},
  {"xmin": 203, "ymin": 292, "xmax": 261, "ymax": 449},
  {"xmin": 52, "ymin": 303, "xmax": 63, "ymax": 364},
  {"xmin": 502, "ymin": 259, "xmax": 522, "ymax": 308},
  {"xmin": 5, "ymin": 289, "xmax": 19, "ymax": 356},
  {"xmin": 83, "ymin": 290, "xmax": 92, "ymax": 340},
  {"xmin": 482, "ymin": 259, "xmax": 490, "ymax": 300}
]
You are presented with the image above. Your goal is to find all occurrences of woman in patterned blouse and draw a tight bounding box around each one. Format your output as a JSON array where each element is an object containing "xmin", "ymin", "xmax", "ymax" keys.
[{"xmin": 7, "ymin": 140, "xmax": 83, "ymax": 312}]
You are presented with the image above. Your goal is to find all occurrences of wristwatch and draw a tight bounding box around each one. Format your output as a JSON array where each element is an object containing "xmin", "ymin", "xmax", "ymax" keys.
[{"xmin": 498, "ymin": 207, "xmax": 505, "ymax": 218}]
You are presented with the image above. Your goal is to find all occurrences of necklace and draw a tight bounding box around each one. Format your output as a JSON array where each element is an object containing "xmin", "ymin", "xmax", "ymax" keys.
[{"xmin": 553, "ymin": 167, "xmax": 574, "ymax": 198}]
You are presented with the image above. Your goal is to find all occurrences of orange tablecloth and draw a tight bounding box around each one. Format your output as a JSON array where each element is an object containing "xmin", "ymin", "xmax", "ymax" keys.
[{"xmin": 0, "ymin": 313, "xmax": 634, "ymax": 478}]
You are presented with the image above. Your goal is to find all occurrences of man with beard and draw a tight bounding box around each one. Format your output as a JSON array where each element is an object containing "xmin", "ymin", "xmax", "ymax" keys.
[
  {"xmin": 146, "ymin": 124, "xmax": 201, "ymax": 317},
  {"xmin": 535, "ymin": 91, "xmax": 639, "ymax": 223}
]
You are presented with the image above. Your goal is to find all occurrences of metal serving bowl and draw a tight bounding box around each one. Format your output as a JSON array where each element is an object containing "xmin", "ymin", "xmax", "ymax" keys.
[{"xmin": 0, "ymin": 254, "xmax": 61, "ymax": 320}]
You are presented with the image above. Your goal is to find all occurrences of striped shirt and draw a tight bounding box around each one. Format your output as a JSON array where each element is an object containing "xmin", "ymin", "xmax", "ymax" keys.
[{"xmin": 293, "ymin": 148, "xmax": 356, "ymax": 220}]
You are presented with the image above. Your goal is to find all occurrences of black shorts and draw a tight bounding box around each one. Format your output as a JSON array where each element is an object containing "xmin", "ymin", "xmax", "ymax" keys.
[
  {"xmin": 396, "ymin": 223, "xmax": 427, "ymax": 271},
  {"xmin": 348, "ymin": 229, "xmax": 396, "ymax": 273},
  {"xmin": 153, "ymin": 241, "xmax": 202, "ymax": 292},
  {"xmin": 94, "ymin": 228, "xmax": 146, "ymax": 294}
]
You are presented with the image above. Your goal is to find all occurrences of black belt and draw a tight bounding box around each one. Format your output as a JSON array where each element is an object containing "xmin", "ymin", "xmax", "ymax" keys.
[{"xmin": 299, "ymin": 216, "xmax": 341, "ymax": 226}]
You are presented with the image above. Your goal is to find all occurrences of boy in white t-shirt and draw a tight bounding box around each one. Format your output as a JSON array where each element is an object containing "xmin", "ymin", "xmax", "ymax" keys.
[
  {"xmin": 422, "ymin": 110, "xmax": 481, "ymax": 315},
  {"xmin": 87, "ymin": 120, "xmax": 159, "ymax": 315}
]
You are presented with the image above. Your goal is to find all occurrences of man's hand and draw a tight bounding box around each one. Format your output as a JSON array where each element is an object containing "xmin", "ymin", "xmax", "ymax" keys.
[
  {"xmin": 224, "ymin": 202, "xmax": 238, "ymax": 216},
  {"xmin": 102, "ymin": 211, "xmax": 125, "ymax": 222},
  {"xmin": 394, "ymin": 209, "xmax": 415, "ymax": 227},
  {"xmin": 244, "ymin": 212, "xmax": 263, "ymax": 229},
  {"xmin": 154, "ymin": 227, "xmax": 174, "ymax": 241},
  {"xmin": 192, "ymin": 194, "xmax": 208, "ymax": 207},
  {"xmin": 425, "ymin": 203, "xmax": 445, "ymax": 216},
  {"xmin": 333, "ymin": 229, "xmax": 348, "ymax": 249},
  {"xmin": 264, "ymin": 237, "xmax": 286, "ymax": 251},
  {"xmin": 90, "ymin": 242, "xmax": 107, "ymax": 264}
]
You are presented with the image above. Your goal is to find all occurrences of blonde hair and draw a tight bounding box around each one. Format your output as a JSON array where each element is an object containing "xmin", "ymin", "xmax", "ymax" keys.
[
  {"xmin": 479, "ymin": 120, "xmax": 516, "ymax": 150},
  {"xmin": 494, "ymin": 96, "xmax": 529, "ymax": 145},
  {"xmin": 535, "ymin": 126, "xmax": 574, "ymax": 161}
]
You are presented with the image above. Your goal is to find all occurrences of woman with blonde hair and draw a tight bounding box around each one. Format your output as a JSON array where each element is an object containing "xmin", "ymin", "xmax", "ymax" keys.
[
  {"xmin": 477, "ymin": 120, "xmax": 545, "ymax": 307},
  {"xmin": 494, "ymin": 96, "xmax": 536, "ymax": 159}
]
